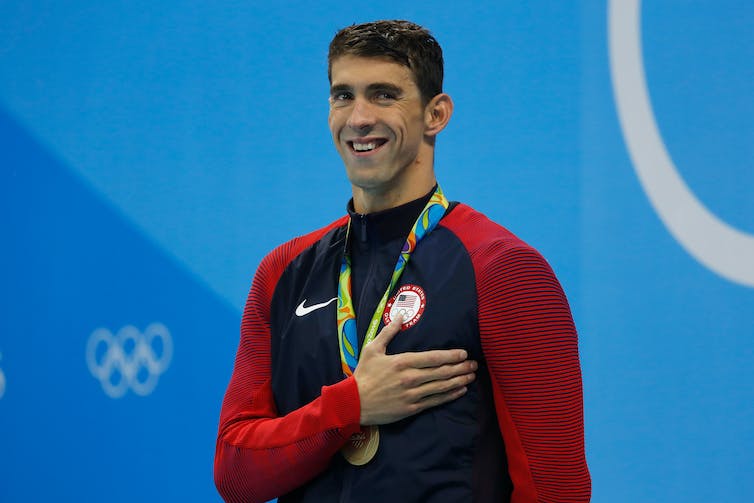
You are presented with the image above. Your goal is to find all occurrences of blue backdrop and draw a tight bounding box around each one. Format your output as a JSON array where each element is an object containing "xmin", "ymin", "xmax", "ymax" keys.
[{"xmin": 1, "ymin": 1, "xmax": 752, "ymax": 501}]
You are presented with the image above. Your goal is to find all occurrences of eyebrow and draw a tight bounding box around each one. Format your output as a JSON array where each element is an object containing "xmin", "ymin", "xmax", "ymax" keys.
[
  {"xmin": 329, "ymin": 83, "xmax": 404, "ymax": 96},
  {"xmin": 329, "ymin": 84, "xmax": 351, "ymax": 95}
]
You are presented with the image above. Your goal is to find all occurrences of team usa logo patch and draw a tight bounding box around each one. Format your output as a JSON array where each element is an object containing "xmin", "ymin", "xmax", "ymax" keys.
[{"xmin": 383, "ymin": 284, "xmax": 426, "ymax": 329}]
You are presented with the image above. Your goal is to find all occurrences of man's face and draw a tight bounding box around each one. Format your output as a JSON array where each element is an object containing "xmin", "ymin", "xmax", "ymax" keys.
[{"xmin": 328, "ymin": 55, "xmax": 429, "ymax": 198}]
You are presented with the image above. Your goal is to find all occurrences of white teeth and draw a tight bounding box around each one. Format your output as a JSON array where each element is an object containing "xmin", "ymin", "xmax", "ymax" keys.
[{"xmin": 353, "ymin": 142, "xmax": 376, "ymax": 152}]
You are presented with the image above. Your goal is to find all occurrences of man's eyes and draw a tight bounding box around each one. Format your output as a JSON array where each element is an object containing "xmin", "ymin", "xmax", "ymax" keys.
[
  {"xmin": 374, "ymin": 91, "xmax": 396, "ymax": 101},
  {"xmin": 331, "ymin": 91, "xmax": 353, "ymax": 102},
  {"xmin": 329, "ymin": 90, "xmax": 399, "ymax": 105}
]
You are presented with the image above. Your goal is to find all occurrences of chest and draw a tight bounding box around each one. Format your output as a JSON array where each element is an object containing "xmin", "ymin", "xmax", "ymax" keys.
[{"xmin": 270, "ymin": 229, "xmax": 480, "ymax": 414}]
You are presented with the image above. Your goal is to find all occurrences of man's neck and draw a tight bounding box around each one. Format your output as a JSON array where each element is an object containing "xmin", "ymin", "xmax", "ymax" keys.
[{"xmin": 352, "ymin": 178, "xmax": 436, "ymax": 214}]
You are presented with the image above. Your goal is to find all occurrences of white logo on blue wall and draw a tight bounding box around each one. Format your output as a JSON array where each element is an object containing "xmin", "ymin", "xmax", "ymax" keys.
[
  {"xmin": 0, "ymin": 352, "xmax": 5, "ymax": 399},
  {"xmin": 609, "ymin": 0, "xmax": 754, "ymax": 288},
  {"xmin": 86, "ymin": 323, "xmax": 173, "ymax": 398}
]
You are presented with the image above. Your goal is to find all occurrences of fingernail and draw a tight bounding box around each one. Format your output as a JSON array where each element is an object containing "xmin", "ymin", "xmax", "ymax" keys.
[{"xmin": 470, "ymin": 361, "xmax": 478, "ymax": 370}]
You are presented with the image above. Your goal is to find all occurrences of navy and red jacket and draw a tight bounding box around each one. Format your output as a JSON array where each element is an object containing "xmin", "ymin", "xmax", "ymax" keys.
[{"xmin": 215, "ymin": 190, "xmax": 591, "ymax": 502}]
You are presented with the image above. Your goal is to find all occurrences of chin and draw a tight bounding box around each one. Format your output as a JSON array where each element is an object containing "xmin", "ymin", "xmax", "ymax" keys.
[
  {"xmin": 345, "ymin": 167, "xmax": 390, "ymax": 188},
  {"xmin": 350, "ymin": 172, "xmax": 401, "ymax": 189}
]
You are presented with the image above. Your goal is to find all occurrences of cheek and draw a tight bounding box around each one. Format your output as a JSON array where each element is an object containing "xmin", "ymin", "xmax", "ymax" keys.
[
  {"xmin": 395, "ymin": 110, "xmax": 424, "ymax": 137},
  {"xmin": 328, "ymin": 110, "xmax": 340, "ymax": 130},
  {"xmin": 328, "ymin": 118, "xmax": 340, "ymax": 141},
  {"xmin": 396, "ymin": 118, "xmax": 424, "ymax": 147}
]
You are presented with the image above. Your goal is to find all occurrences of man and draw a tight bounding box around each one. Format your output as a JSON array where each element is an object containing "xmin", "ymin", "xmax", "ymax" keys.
[{"xmin": 215, "ymin": 20, "xmax": 590, "ymax": 503}]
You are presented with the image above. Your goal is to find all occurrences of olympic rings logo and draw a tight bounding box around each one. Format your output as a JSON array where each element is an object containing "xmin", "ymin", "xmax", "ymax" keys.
[
  {"xmin": 609, "ymin": 0, "xmax": 754, "ymax": 287},
  {"xmin": 86, "ymin": 323, "xmax": 173, "ymax": 399}
]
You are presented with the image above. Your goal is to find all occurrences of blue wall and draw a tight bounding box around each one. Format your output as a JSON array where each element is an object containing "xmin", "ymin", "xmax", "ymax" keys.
[{"xmin": 1, "ymin": 1, "xmax": 752, "ymax": 501}]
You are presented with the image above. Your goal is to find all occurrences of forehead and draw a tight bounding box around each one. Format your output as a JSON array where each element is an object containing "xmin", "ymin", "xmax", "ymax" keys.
[{"xmin": 329, "ymin": 55, "xmax": 418, "ymax": 90}]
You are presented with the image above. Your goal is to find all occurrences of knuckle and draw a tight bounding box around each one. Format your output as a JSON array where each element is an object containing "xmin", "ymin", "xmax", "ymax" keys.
[
  {"xmin": 443, "ymin": 381, "xmax": 459, "ymax": 394},
  {"xmin": 455, "ymin": 375, "xmax": 471, "ymax": 387},
  {"xmin": 407, "ymin": 402, "xmax": 422, "ymax": 415},
  {"xmin": 399, "ymin": 375, "xmax": 414, "ymax": 387},
  {"xmin": 439, "ymin": 365, "xmax": 456, "ymax": 379},
  {"xmin": 427, "ymin": 393, "xmax": 446, "ymax": 407},
  {"xmin": 439, "ymin": 365, "xmax": 459, "ymax": 381},
  {"xmin": 405, "ymin": 388, "xmax": 423, "ymax": 403},
  {"xmin": 394, "ymin": 355, "xmax": 411, "ymax": 372}
]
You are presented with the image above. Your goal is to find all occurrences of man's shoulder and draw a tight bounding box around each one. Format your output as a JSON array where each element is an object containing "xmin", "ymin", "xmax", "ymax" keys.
[
  {"xmin": 440, "ymin": 202, "xmax": 536, "ymax": 257},
  {"xmin": 254, "ymin": 215, "xmax": 348, "ymax": 285},
  {"xmin": 244, "ymin": 216, "xmax": 347, "ymax": 306},
  {"xmin": 263, "ymin": 215, "xmax": 349, "ymax": 265},
  {"xmin": 440, "ymin": 202, "xmax": 561, "ymax": 294}
]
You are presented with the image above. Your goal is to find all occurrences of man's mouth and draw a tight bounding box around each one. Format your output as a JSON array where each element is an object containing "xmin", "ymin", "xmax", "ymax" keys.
[{"xmin": 348, "ymin": 138, "xmax": 387, "ymax": 154}]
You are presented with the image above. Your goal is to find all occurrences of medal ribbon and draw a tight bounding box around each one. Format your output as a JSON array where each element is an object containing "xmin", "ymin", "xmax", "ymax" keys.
[{"xmin": 337, "ymin": 186, "xmax": 449, "ymax": 377}]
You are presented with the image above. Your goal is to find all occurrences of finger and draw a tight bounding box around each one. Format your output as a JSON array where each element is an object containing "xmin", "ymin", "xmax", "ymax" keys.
[
  {"xmin": 408, "ymin": 360, "xmax": 478, "ymax": 387},
  {"xmin": 410, "ymin": 386, "xmax": 469, "ymax": 414},
  {"xmin": 370, "ymin": 314, "xmax": 403, "ymax": 351},
  {"xmin": 410, "ymin": 372, "xmax": 476, "ymax": 400},
  {"xmin": 399, "ymin": 348, "xmax": 470, "ymax": 369}
]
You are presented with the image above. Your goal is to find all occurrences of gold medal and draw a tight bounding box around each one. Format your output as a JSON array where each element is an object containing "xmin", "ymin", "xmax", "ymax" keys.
[{"xmin": 341, "ymin": 425, "xmax": 379, "ymax": 465}]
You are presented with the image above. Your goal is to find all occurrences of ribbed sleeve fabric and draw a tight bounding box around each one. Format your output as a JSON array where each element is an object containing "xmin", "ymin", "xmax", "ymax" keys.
[
  {"xmin": 441, "ymin": 204, "xmax": 591, "ymax": 503},
  {"xmin": 214, "ymin": 216, "xmax": 362, "ymax": 503}
]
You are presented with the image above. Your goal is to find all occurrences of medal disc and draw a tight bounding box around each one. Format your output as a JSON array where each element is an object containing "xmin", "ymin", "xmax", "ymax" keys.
[{"xmin": 341, "ymin": 425, "xmax": 379, "ymax": 466}]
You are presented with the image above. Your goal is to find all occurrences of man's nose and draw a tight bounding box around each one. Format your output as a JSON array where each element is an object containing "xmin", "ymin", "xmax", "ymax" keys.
[{"xmin": 346, "ymin": 99, "xmax": 376, "ymax": 131}]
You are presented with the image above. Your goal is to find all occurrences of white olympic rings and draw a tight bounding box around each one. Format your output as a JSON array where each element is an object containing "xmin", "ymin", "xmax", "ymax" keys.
[
  {"xmin": 609, "ymin": 0, "xmax": 754, "ymax": 288},
  {"xmin": 86, "ymin": 323, "xmax": 173, "ymax": 398}
]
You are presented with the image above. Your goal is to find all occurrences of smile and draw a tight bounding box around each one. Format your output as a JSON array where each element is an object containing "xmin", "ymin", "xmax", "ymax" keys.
[{"xmin": 347, "ymin": 138, "xmax": 388, "ymax": 155}]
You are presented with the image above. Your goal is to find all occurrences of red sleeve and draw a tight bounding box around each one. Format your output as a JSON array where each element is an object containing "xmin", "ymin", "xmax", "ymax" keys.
[
  {"xmin": 214, "ymin": 219, "xmax": 362, "ymax": 503},
  {"xmin": 442, "ymin": 206, "xmax": 591, "ymax": 503}
]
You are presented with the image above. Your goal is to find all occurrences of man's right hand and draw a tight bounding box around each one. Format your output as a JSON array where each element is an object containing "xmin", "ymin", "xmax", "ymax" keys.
[{"xmin": 353, "ymin": 315, "xmax": 477, "ymax": 426}]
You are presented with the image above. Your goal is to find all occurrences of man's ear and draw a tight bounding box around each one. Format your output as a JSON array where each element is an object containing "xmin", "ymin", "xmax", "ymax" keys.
[{"xmin": 424, "ymin": 93, "xmax": 454, "ymax": 137}]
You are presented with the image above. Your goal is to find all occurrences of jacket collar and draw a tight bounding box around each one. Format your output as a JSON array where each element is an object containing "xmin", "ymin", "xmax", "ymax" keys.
[{"xmin": 346, "ymin": 185, "xmax": 437, "ymax": 244}]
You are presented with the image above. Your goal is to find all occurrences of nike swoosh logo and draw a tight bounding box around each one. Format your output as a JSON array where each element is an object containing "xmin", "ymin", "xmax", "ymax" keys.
[{"xmin": 295, "ymin": 297, "xmax": 337, "ymax": 317}]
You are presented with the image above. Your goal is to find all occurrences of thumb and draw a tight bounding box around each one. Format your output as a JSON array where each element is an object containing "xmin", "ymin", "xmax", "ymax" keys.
[{"xmin": 370, "ymin": 314, "xmax": 404, "ymax": 352}]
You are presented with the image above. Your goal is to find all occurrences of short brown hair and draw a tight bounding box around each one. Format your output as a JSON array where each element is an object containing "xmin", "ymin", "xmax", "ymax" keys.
[{"xmin": 328, "ymin": 20, "xmax": 444, "ymax": 104}]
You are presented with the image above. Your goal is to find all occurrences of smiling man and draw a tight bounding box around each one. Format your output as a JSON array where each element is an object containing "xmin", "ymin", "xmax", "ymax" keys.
[
  {"xmin": 215, "ymin": 20, "xmax": 590, "ymax": 503},
  {"xmin": 327, "ymin": 53, "xmax": 449, "ymax": 214}
]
